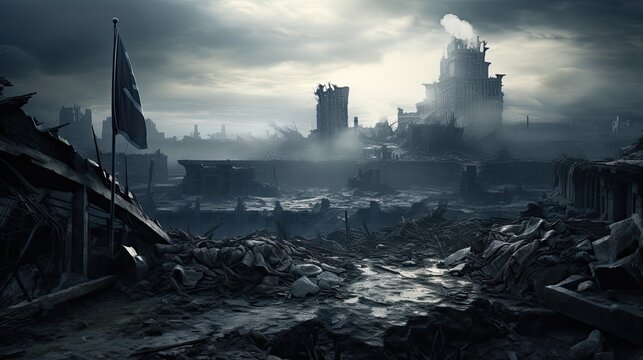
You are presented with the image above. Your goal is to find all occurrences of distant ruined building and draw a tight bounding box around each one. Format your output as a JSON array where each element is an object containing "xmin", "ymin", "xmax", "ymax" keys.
[
  {"xmin": 398, "ymin": 37, "xmax": 505, "ymax": 139},
  {"xmin": 58, "ymin": 104, "xmax": 93, "ymax": 154},
  {"xmin": 314, "ymin": 83, "xmax": 349, "ymax": 138}
]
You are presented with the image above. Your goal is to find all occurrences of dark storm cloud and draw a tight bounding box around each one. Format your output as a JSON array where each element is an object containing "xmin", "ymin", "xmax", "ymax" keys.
[{"xmin": 0, "ymin": 0, "xmax": 642, "ymax": 134}]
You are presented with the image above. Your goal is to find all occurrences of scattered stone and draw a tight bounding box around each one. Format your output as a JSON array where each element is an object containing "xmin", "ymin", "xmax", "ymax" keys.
[
  {"xmin": 447, "ymin": 263, "xmax": 466, "ymax": 275},
  {"xmin": 577, "ymin": 280, "xmax": 596, "ymax": 292},
  {"xmin": 576, "ymin": 239, "xmax": 593, "ymax": 252},
  {"xmin": 401, "ymin": 260, "xmax": 416, "ymax": 267},
  {"xmin": 172, "ymin": 264, "xmax": 204, "ymax": 287},
  {"xmin": 570, "ymin": 330, "xmax": 603, "ymax": 360},
  {"xmin": 592, "ymin": 215, "xmax": 642, "ymax": 263},
  {"xmin": 440, "ymin": 247, "xmax": 470, "ymax": 267},
  {"xmin": 261, "ymin": 275, "xmax": 280, "ymax": 286},
  {"xmin": 320, "ymin": 263, "xmax": 346, "ymax": 274},
  {"xmin": 573, "ymin": 251, "xmax": 592, "ymax": 265},
  {"xmin": 316, "ymin": 271, "xmax": 342, "ymax": 289},
  {"xmin": 290, "ymin": 276, "xmax": 320, "ymax": 297},
  {"xmin": 293, "ymin": 264, "xmax": 322, "ymax": 277},
  {"xmin": 249, "ymin": 330, "xmax": 268, "ymax": 347},
  {"xmin": 593, "ymin": 251, "xmax": 643, "ymax": 289}
]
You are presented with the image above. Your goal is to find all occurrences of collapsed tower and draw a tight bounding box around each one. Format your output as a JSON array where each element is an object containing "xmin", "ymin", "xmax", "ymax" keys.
[{"xmin": 315, "ymin": 83, "xmax": 349, "ymax": 138}]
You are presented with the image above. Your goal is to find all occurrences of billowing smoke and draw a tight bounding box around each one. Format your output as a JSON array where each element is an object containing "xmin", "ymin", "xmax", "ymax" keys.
[{"xmin": 440, "ymin": 14, "xmax": 476, "ymax": 42}]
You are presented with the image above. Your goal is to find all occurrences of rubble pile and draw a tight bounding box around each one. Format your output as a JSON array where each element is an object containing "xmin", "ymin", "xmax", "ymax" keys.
[
  {"xmin": 442, "ymin": 215, "xmax": 643, "ymax": 296},
  {"xmin": 148, "ymin": 230, "xmax": 352, "ymax": 298},
  {"xmin": 343, "ymin": 214, "xmax": 510, "ymax": 263}
]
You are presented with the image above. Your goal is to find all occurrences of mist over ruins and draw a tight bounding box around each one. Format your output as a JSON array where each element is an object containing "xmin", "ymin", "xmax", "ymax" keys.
[{"xmin": 1, "ymin": 2, "xmax": 643, "ymax": 358}]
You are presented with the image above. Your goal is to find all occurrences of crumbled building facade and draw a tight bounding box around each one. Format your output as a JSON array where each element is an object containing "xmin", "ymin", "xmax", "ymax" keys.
[
  {"xmin": 553, "ymin": 138, "xmax": 643, "ymax": 221},
  {"xmin": 314, "ymin": 83, "xmax": 349, "ymax": 138},
  {"xmin": 179, "ymin": 160, "xmax": 278, "ymax": 197},
  {"xmin": 58, "ymin": 104, "xmax": 94, "ymax": 155}
]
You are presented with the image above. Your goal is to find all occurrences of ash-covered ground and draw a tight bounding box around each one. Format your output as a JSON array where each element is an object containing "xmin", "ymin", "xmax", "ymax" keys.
[{"xmin": 3, "ymin": 189, "xmax": 642, "ymax": 359}]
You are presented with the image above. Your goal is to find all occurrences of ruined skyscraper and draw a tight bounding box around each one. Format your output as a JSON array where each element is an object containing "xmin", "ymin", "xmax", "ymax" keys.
[
  {"xmin": 399, "ymin": 38, "xmax": 504, "ymax": 139},
  {"xmin": 58, "ymin": 104, "xmax": 93, "ymax": 155},
  {"xmin": 314, "ymin": 83, "xmax": 349, "ymax": 138}
]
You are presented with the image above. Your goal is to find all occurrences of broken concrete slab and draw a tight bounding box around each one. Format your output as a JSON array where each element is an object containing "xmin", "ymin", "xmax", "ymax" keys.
[
  {"xmin": 172, "ymin": 264, "xmax": 204, "ymax": 287},
  {"xmin": 592, "ymin": 215, "xmax": 642, "ymax": 264},
  {"xmin": 440, "ymin": 246, "xmax": 470, "ymax": 268},
  {"xmin": 316, "ymin": 271, "xmax": 342, "ymax": 289},
  {"xmin": 544, "ymin": 276, "xmax": 643, "ymax": 346},
  {"xmin": 290, "ymin": 276, "xmax": 320, "ymax": 298},
  {"xmin": 592, "ymin": 249, "xmax": 643, "ymax": 290},
  {"xmin": 293, "ymin": 264, "xmax": 322, "ymax": 277}
]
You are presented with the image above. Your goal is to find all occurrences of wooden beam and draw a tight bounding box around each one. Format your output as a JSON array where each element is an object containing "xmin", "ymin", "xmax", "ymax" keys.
[
  {"xmin": 0, "ymin": 275, "xmax": 117, "ymax": 323},
  {"xmin": 0, "ymin": 140, "xmax": 171, "ymax": 245},
  {"xmin": 72, "ymin": 186, "xmax": 89, "ymax": 276}
]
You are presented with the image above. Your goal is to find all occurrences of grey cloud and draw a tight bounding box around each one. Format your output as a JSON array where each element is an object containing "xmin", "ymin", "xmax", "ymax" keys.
[{"xmin": 0, "ymin": 0, "xmax": 642, "ymax": 135}]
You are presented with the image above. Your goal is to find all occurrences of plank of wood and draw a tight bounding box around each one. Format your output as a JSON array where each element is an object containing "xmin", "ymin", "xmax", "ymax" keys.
[{"xmin": 0, "ymin": 138, "xmax": 171, "ymax": 245}]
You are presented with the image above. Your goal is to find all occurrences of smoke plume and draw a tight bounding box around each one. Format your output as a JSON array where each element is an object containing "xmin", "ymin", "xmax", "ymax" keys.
[{"xmin": 440, "ymin": 14, "xmax": 476, "ymax": 41}]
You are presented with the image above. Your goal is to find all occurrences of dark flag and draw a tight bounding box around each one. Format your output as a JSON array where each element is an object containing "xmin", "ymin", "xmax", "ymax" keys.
[{"xmin": 112, "ymin": 27, "xmax": 147, "ymax": 149}]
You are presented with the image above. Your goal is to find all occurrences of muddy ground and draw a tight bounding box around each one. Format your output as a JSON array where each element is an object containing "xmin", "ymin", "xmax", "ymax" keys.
[{"xmin": 1, "ymin": 208, "xmax": 642, "ymax": 359}]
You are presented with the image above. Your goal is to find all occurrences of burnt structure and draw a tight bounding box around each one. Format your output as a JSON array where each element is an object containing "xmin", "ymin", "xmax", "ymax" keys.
[
  {"xmin": 398, "ymin": 38, "xmax": 504, "ymax": 139},
  {"xmin": 314, "ymin": 83, "xmax": 349, "ymax": 138},
  {"xmin": 407, "ymin": 116, "xmax": 464, "ymax": 154},
  {"xmin": 0, "ymin": 86, "xmax": 170, "ymax": 315},
  {"xmin": 179, "ymin": 160, "xmax": 278, "ymax": 197}
]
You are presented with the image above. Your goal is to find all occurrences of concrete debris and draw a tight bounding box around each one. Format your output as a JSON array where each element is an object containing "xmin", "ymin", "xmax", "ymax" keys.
[
  {"xmin": 316, "ymin": 271, "xmax": 342, "ymax": 289},
  {"xmin": 290, "ymin": 276, "xmax": 320, "ymax": 298},
  {"xmin": 576, "ymin": 280, "xmax": 596, "ymax": 292},
  {"xmin": 570, "ymin": 330, "xmax": 603, "ymax": 359},
  {"xmin": 150, "ymin": 230, "xmax": 349, "ymax": 295},
  {"xmin": 592, "ymin": 247, "xmax": 643, "ymax": 289},
  {"xmin": 440, "ymin": 246, "xmax": 470, "ymax": 267},
  {"xmin": 451, "ymin": 217, "xmax": 588, "ymax": 295},
  {"xmin": 293, "ymin": 264, "xmax": 322, "ymax": 277},
  {"xmin": 172, "ymin": 264, "xmax": 204, "ymax": 287},
  {"xmin": 592, "ymin": 214, "xmax": 642, "ymax": 263},
  {"xmin": 446, "ymin": 213, "xmax": 643, "ymax": 296}
]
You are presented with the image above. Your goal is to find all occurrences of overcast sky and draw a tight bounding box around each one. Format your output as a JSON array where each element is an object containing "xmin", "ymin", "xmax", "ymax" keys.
[{"xmin": 1, "ymin": 0, "xmax": 642, "ymax": 138}]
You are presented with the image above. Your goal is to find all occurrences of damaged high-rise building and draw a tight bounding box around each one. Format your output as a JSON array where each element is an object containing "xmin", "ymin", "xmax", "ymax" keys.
[
  {"xmin": 58, "ymin": 104, "xmax": 94, "ymax": 155},
  {"xmin": 398, "ymin": 38, "xmax": 505, "ymax": 139},
  {"xmin": 314, "ymin": 83, "xmax": 349, "ymax": 138}
]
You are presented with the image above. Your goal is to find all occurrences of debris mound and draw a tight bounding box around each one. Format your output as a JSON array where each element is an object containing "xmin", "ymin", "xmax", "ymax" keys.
[
  {"xmin": 441, "ymin": 216, "xmax": 643, "ymax": 296},
  {"xmin": 149, "ymin": 230, "xmax": 350, "ymax": 297}
]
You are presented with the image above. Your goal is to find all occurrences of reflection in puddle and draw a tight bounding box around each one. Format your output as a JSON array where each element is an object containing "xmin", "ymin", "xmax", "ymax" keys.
[
  {"xmin": 346, "ymin": 261, "xmax": 465, "ymax": 307},
  {"xmin": 371, "ymin": 307, "xmax": 388, "ymax": 318}
]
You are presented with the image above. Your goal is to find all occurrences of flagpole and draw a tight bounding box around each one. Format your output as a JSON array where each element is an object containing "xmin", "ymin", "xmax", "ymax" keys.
[{"xmin": 109, "ymin": 17, "xmax": 118, "ymax": 258}]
